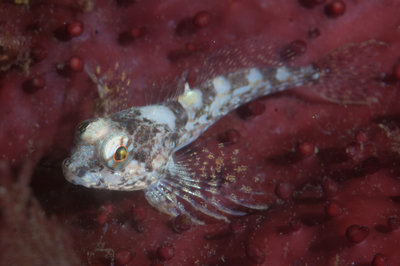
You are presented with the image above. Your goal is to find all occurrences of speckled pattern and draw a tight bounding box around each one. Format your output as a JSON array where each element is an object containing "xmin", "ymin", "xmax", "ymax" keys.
[{"xmin": 64, "ymin": 39, "xmax": 392, "ymax": 225}]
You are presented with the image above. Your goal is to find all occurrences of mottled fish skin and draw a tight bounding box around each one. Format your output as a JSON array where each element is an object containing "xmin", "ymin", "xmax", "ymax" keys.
[
  {"xmin": 63, "ymin": 40, "xmax": 389, "ymax": 223},
  {"xmin": 63, "ymin": 65, "xmax": 318, "ymax": 189},
  {"xmin": 175, "ymin": 66, "xmax": 319, "ymax": 148}
]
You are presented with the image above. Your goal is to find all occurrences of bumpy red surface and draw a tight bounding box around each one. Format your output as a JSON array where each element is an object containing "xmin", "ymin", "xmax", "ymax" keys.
[{"xmin": 0, "ymin": 0, "xmax": 400, "ymax": 265}]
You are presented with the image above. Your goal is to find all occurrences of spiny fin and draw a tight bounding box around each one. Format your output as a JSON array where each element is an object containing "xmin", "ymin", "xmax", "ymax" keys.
[
  {"xmin": 193, "ymin": 38, "xmax": 284, "ymax": 86},
  {"xmin": 310, "ymin": 40, "xmax": 392, "ymax": 104},
  {"xmin": 84, "ymin": 62, "xmax": 133, "ymax": 116},
  {"xmin": 144, "ymin": 144, "xmax": 269, "ymax": 224}
]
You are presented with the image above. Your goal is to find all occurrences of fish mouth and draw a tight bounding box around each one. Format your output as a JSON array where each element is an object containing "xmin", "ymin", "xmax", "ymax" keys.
[
  {"xmin": 62, "ymin": 158, "xmax": 73, "ymax": 181},
  {"xmin": 62, "ymin": 157, "xmax": 88, "ymax": 186},
  {"xmin": 61, "ymin": 157, "xmax": 111, "ymax": 189}
]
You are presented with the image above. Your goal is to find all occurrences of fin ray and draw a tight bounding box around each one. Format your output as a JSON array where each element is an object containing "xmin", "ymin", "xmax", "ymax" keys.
[
  {"xmin": 310, "ymin": 40, "xmax": 392, "ymax": 104},
  {"xmin": 145, "ymin": 184, "xmax": 205, "ymax": 224},
  {"xmin": 158, "ymin": 182, "xmax": 231, "ymax": 222},
  {"xmin": 145, "ymin": 156, "xmax": 269, "ymax": 223},
  {"xmin": 163, "ymin": 178, "xmax": 248, "ymax": 216}
]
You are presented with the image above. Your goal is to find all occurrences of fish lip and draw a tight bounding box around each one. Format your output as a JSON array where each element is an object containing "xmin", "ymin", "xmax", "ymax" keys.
[
  {"xmin": 62, "ymin": 157, "xmax": 71, "ymax": 168},
  {"xmin": 62, "ymin": 157, "xmax": 75, "ymax": 182}
]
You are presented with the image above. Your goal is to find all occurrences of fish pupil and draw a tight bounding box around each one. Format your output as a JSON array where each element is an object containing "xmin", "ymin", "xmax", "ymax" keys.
[{"xmin": 114, "ymin": 146, "xmax": 128, "ymax": 161}]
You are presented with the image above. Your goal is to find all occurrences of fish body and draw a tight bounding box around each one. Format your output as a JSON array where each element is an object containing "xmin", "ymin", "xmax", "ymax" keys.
[{"xmin": 63, "ymin": 40, "xmax": 388, "ymax": 223}]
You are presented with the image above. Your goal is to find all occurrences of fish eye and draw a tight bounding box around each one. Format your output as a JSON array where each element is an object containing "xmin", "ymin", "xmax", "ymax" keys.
[
  {"xmin": 114, "ymin": 145, "xmax": 128, "ymax": 162},
  {"xmin": 101, "ymin": 134, "xmax": 132, "ymax": 169}
]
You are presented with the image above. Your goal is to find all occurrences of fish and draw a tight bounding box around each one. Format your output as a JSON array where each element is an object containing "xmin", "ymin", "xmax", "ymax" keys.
[{"xmin": 62, "ymin": 40, "xmax": 390, "ymax": 224}]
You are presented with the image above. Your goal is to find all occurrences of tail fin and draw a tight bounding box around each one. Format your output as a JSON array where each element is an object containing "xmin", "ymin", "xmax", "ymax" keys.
[
  {"xmin": 144, "ymin": 144, "xmax": 269, "ymax": 224},
  {"xmin": 310, "ymin": 40, "xmax": 392, "ymax": 104}
]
